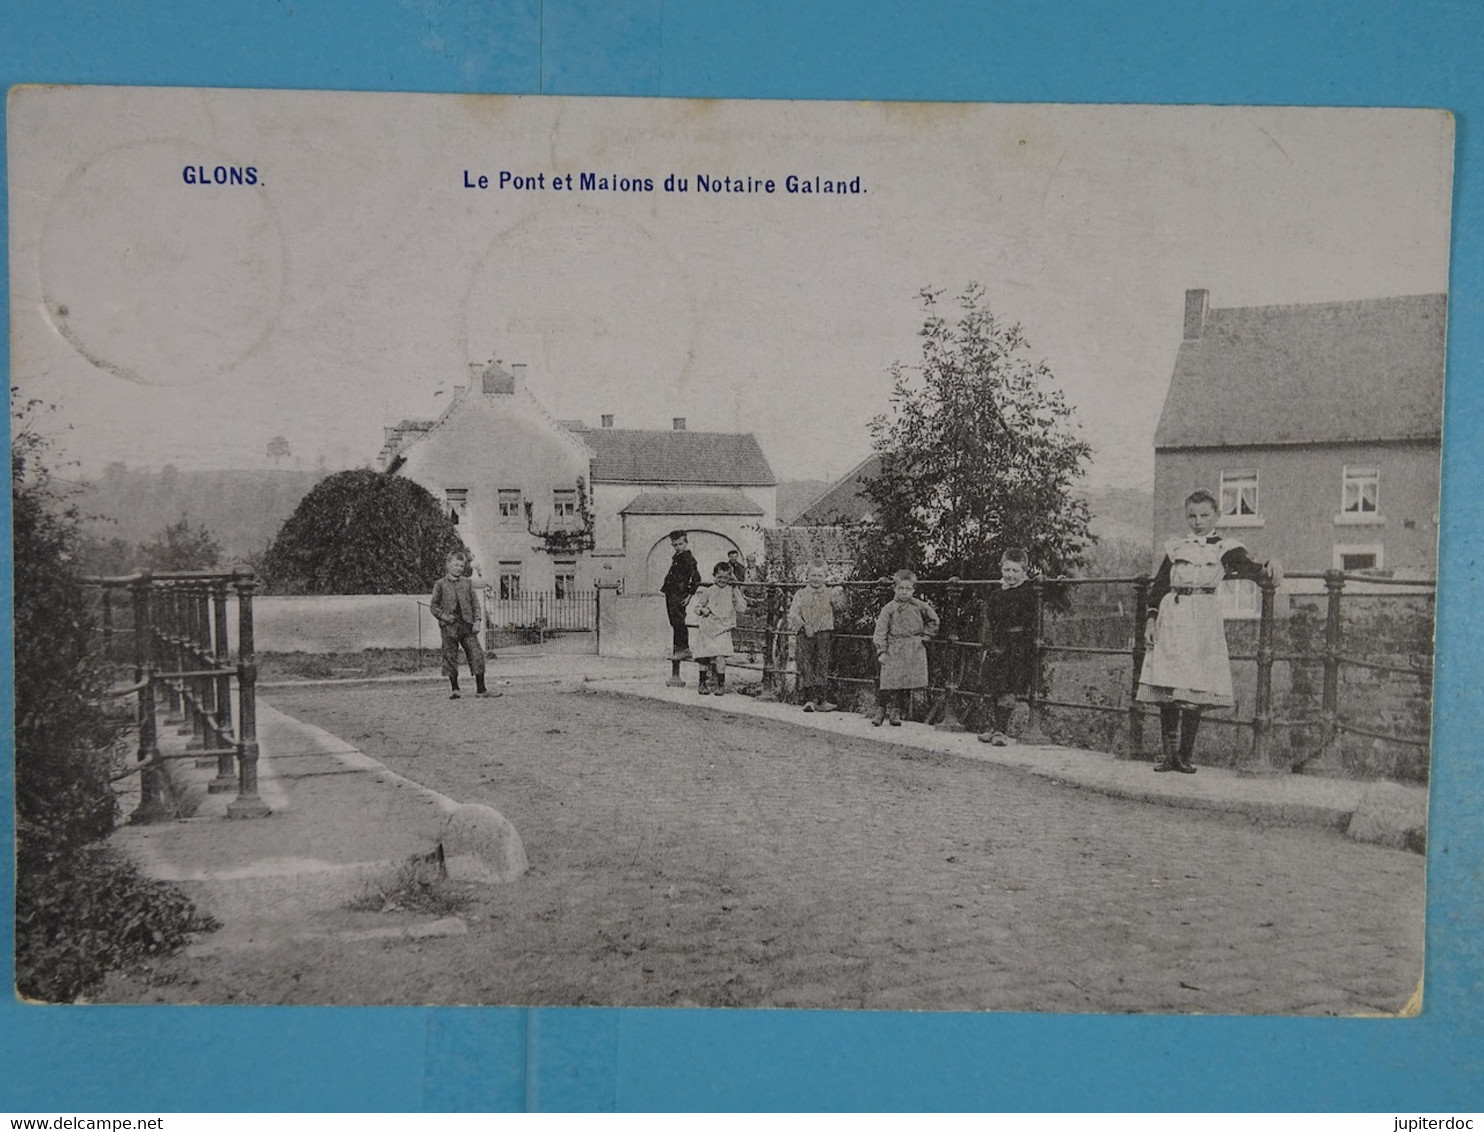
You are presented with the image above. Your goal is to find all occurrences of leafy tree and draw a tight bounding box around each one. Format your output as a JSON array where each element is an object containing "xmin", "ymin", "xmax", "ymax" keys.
[
  {"xmin": 261, "ymin": 469, "xmax": 465, "ymax": 594},
  {"xmin": 137, "ymin": 517, "xmax": 222, "ymax": 572},
  {"xmin": 266, "ymin": 434, "xmax": 291, "ymax": 467},
  {"xmin": 12, "ymin": 392, "xmax": 216, "ymax": 1000},
  {"xmin": 12, "ymin": 396, "xmax": 120, "ymax": 863},
  {"xmin": 856, "ymin": 284, "xmax": 1094, "ymax": 582}
]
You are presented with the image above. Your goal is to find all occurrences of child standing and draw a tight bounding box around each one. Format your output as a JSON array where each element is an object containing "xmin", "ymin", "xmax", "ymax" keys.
[
  {"xmin": 430, "ymin": 551, "xmax": 495, "ymax": 700},
  {"xmin": 976, "ymin": 547, "xmax": 1038, "ymax": 746},
  {"xmin": 692, "ymin": 560, "xmax": 749, "ymax": 695},
  {"xmin": 787, "ymin": 563, "xmax": 846, "ymax": 712},
  {"xmin": 1138, "ymin": 489, "xmax": 1278, "ymax": 772},
  {"xmin": 661, "ymin": 529, "xmax": 701, "ymax": 687},
  {"xmin": 871, "ymin": 570, "xmax": 940, "ymax": 726}
]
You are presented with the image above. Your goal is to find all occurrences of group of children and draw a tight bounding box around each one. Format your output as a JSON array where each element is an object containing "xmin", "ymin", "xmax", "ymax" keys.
[
  {"xmin": 662, "ymin": 530, "xmax": 1043, "ymax": 742},
  {"xmin": 434, "ymin": 487, "xmax": 1272, "ymax": 768},
  {"xmin": 663, "ymin": 488, "xmax": 1276, "ymax": 770}
]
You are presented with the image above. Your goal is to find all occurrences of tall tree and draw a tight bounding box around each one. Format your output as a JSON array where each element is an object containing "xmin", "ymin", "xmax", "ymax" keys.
[
  {"xmin": 858, "ymin": 284, "xmax": 1093, "ymax": 581},
  {"xmin": 261, "ymin": 469, "xmax": 465, "ymax": 594}
]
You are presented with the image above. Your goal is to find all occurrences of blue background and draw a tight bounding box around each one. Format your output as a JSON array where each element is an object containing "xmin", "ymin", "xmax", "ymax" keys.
[{"xmin": 2, "ymin": 0, "xmax": 1481, "ymax": 1112}]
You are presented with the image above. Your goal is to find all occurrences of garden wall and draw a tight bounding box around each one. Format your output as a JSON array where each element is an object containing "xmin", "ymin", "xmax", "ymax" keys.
[{"xmin": 249, "ymin": 594, "xmax": 427, "ymax": 653}]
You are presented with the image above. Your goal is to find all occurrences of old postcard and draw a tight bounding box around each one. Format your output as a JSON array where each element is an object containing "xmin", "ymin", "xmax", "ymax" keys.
[{"xmin": 8, "ymin": 87, "xmax": 1449, "ymax": 1012}]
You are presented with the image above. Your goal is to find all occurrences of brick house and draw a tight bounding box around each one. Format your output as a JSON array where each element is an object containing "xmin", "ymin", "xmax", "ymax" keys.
[
  {"xmin": 379, "ymin": 361, "xmax": 777, "ymax": 606},
  {"xmin": 1153, "ymin": 289, "xmax": 1445, "ymax": 607}
]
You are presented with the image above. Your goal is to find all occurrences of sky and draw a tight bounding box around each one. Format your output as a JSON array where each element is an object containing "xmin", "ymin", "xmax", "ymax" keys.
[{"xmin": 7, "ymin": 88, "xmax": 1454, "ymax": 489}]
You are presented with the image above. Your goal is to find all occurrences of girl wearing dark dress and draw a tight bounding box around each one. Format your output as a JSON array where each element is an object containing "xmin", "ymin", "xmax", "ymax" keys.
[{"xmin": 1138, "ymin": 490, "xmax": 1279, "ymax": 773}]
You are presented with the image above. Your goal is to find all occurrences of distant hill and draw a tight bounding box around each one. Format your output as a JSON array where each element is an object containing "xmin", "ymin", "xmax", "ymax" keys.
[{"xmin": 71, "ymin": 466, "xmax": 327, "ymax": 561}]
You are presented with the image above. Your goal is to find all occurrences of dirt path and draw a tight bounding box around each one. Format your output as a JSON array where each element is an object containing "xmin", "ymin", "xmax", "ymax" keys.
[{"xmin": 100, "ymin": 683, "xmax": 1424, "ymax": 1013}]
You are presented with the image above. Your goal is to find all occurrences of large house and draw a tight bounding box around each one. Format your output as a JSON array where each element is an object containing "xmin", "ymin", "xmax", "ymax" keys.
[
  {"xmin": 1154, "ymin": 289, "xmax": 1445, "ymax": 593},
  {"xmin": 378, "ymin": 361, "xmax": 777, "ymax": 602}
]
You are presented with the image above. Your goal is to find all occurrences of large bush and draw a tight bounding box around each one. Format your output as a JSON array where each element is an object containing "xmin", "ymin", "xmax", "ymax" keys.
[{"xmin": 261, "ymin": 470, "xmax": 465, "ymax": 594}]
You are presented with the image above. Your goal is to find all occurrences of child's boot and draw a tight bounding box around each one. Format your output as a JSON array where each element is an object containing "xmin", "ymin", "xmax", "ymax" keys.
[
  {"xmin": 698, "ymin": 667, "xmax": 712, "ymax": 695},
  {"xmin": 1154, "ymin": 704, "xmax": 1180, "ymax": 771},
  {"xmin": 871, "ymin": 698, "xmax": 886, "ymax": 727},
  {"xmin": 714, "ymin": 672, "xmax": 726, "ymax": 697},
  {"xmin": 1176, "ymin": 709, "xmax": 1201, "ymax": 773},
  {"xmin": 449, "ymin": 677, "xmax": 461, "ymax": 701},
  {"xmin": 665, "ymin": 660, "xmax": 685, "ymax": 688}
]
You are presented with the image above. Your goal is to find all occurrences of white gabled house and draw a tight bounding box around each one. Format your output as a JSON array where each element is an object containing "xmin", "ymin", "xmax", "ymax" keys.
[{"xmin": 379, "ymin": 361, "xmax": 778, "ymax": 616}]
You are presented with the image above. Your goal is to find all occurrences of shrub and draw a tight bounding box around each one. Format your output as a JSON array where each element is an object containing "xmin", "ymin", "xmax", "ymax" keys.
[
  {"xmin": 260, "ymin": 470, "xmax": 465, "ymax": 594},
  {"xmin": 16, "ymin": 847, "xmax": 219, "ymax": 1003}
]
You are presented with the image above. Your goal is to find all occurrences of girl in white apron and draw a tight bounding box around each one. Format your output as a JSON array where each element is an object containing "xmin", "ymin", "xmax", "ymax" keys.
[{"xmin": 1138, "ymin": 490, "xmax": 1278, "ymax": 772}]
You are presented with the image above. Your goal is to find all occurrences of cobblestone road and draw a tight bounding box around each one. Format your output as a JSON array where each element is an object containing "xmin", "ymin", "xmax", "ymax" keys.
[{"xmin": 125, "ymin": 683, "xmax": 1424, "ymax": 1014}]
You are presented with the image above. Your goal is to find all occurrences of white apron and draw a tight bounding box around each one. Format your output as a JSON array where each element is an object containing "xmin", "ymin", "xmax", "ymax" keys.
[{"xmin": 1137, "ymin": 535, "xmax": 1239, "ymax": 708}]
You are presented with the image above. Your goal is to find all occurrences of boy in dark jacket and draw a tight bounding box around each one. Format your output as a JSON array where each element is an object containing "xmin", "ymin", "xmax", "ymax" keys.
[
  {"xmin": 661, "ymin": 530, "xmax": 701, "ymax": 686},
  {"xmin": 976, "ymin": 548, "xmax": 1037, "ymax": 745}
]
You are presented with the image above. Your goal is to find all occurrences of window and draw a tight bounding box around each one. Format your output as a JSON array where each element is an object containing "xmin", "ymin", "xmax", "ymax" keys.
[
  {"xmin": 498, "ymin": 488, "xmax": 523, "ymax": 527},
  {"xmin": 554, "ymin": 561, "xmax": 577, "ymax": 599},
  {"xmin": 553, "ymin": 488, "xmax": 577, "ymax": 523},
  {"xmin": 1342, "ymin": 465, "xmax": 1380, "ymax": 515},
  {"xmin": 444, "ymin": 488, "xmax": 468, "ymax": 526},
  {"xmin": 1218, "ymin": 469, "xmax": 1260, "ymax": 524},
  {"xmin": 1334, "ymin": 543, "xmax": 1384, "ymax": 573},
  {"xmin": 498, "ymin": 561, "xmax": 522, "ymax": 600}
]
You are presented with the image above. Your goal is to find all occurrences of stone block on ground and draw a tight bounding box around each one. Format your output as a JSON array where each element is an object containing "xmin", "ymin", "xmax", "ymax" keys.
[
  {"xmin": 438, "ymin": 803, "xmax": 529, "ymax": 883},
  {"xmin": 1346, "ymin": 781, "xmax": 1428, "ymax": 854}
]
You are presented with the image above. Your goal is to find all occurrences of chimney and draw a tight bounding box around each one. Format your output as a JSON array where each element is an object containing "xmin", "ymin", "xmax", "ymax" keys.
[
  {"xmin": 601, "ymin": 414, "xmax": 614, "ymax": 429},
  {"xmin": 1183, "ymin": 289, "xmax": 1209, "ymax": 340},
  {"xmin": 673, "ymin": 417, "xmax": 687, "ymax": 431}
]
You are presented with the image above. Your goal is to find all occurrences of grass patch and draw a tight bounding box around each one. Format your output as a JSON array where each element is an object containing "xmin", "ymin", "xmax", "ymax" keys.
[
  {"xmin": 346, "ymin": 848, "xmax": 472, "ymax": 918},
  {"xmin": 258, "ymin": 648, "xmax": 438, "ymax": 682}
]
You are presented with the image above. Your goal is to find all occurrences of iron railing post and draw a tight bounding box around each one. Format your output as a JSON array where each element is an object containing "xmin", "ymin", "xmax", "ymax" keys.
[
  {"xmin": 228, "ymin": 567, "xmax": 270, "ymax": 818},
  {"xmin": 209, "ymin": 580, "xmax": 238, "ymax": 793},
  {"xmin": 1023, "ymin": 579, "xmax": 1048, "ymax": 743},
  {"xmin": 1319, "ymin": 569, "xmax": 1345, "ymax": 769},
  {"xmin": 758, "ymin": 583, "xmax": 782, "ymax": 702},
  {"xmin": 1251, "ymin": 575, "xmax": 1277, "ymax": 767},
  {"xmin": 128, "ymin": 570, "xmax": 171, "ymax": 823},
  {"xmin": 186, "ymin": 584, "xmax": 208, "ymax": 752},
  {"xmin": 1128, "ymin": 575, "xmax": 1150, "ymax": 757}
]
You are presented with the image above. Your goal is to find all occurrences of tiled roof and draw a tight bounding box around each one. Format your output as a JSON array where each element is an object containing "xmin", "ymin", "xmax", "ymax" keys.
[
  {"xmin": 620, "ymin": 491, "xmax": 764, "ymax": 517},
  {"xmin": 583, "ymin": 428, "xmax": 776, "ymax": 486},
  {"xmin": 1155, "ymin": 294, "xmax": 1446, "ymax": 449},
  {"xmin": 791, "ymin": 454, "xmax": 881, "ymax": 526}
]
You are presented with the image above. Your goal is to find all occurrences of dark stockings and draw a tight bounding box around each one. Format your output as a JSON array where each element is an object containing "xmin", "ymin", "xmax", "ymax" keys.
[{"xmin": 1156, "ymin": 703, "xmax": 1202, "ymax": 773}]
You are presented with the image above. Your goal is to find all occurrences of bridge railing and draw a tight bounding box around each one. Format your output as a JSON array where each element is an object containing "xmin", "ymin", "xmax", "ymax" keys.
[
  {"xmin": 728, "ymin": 569, "xmax": 1434, "ymax": 774},
  {"xmin": 85, "ymin": 567, "xmax": 269, "ymax": 822}
]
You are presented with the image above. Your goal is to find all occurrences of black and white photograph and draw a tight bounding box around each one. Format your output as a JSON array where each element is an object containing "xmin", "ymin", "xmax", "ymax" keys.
[{"xmin": 9, "ymin": 86, "xmax": 1449, "ymax": 1013}]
